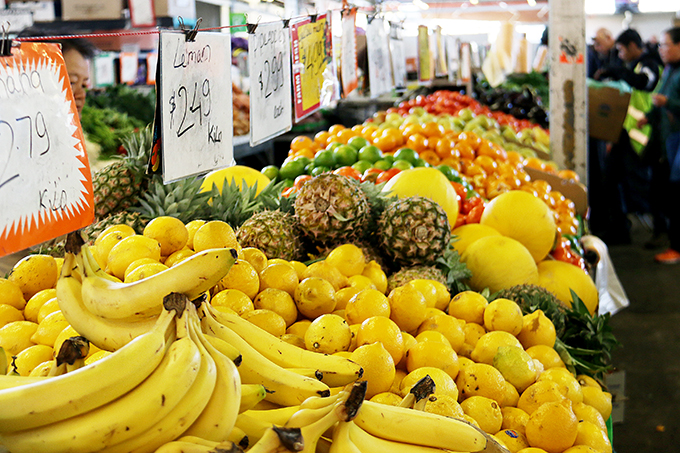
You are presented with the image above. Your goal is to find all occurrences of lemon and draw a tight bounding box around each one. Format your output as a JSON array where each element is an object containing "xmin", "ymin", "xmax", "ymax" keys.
[
  {"xmin": 123, "ymin": 257, "xmax": 160, "ymax": 280},
  {"xmin": 516, "ymin": 448, "xmax": 551, "ymax": 453},
  {"xmin": 326, "ymin": 244, "xmax": 366, "ymax": 277},
  {"xmin": 356, "ymin": 316, "xmax": 404, "ymax": 364},
  {"xmin": 185, "ymin": 220, "xmax": 206, "ymax": 250},
  {"xmin": 94, "ymin": 224, "xmax": 136, "ymax": 245},
  {"xmin": 334, "ymin": 287, "xmax": 361, "ymax": 311},
  {"xmin": 415, "ymin": 330, "xmax": 452, "ymax": 349},
  {"xmin": 304, "ymin": 314, "xmax": 352, "ymax": 354},
  {"xmin": 517, "ymin": 380, "xmax": 568, "ymax": 415},
  {"xmin": 281, "ymin": 334, "xmax": 306, "ymax": 349},
  {"xmin": 217, "ymin": 259, "xmax": 261, "ymax": 300},
  {"xmin": 106, "ymin": 235, "xmax": 161, "ymax": 280},
  {"xmin": 562, "ymin": 446, "xmax": 601, "ymax": 453},
  {"xmin": 0, "ymin": 278, "xmax": 26, "ymax": 310},
  {"xmin": 289, "ymin": 261, "xmax": 308, "ymax": 281},
  {"xmin": 370, "ymin": 392, "xmax": 403, "ymax": 406},
  {"xmin": 29, "ymin": 360, "xmax": 54, "ymax": 377},
  {"xmin": 242, "ymin": 247, "xmax": 268, "ymax": 274},
  {"xmin": 212, "ymin": 289, "xmax": 254, "ymax": 316},
  {"xmin": 461, "ymin": 396, "xmax": 503, "ymax": 434},
  {"xmin": 259, "ymin": 262, "xmax": 298, "ymax": 297},
  {"xmin": 23, "ymin": 289, "xmax": 57, "ymax": 323},
  {"xmin": 84, "ymin": 350, "xmax": 112, "ymax": 366},
  {"xmin": 0, "ymin": 304, "xmax": 24, "ymax": 328},
  {"xmin": 302, "ymin": 261, "xmax": 348, "ymax": 292},
  {"xmin": 36, "ymin": 298, "xmax": 60, "ymax": 323},
  {"xmin": 517, "ymin": 310, "xmax": 557, "ymax": 349},
  {"xmin": 253, "ymin": 288, "xmax": 298, "ymax": 326},
  {"xmin": 495, "ymin": 429, "xmax": 530, "ymax": 452},
  {"xmin": 14, "ymin": 344, "xmax": 54, "ymax": 376},
  {"xmin": 53, "ymin": 325, "xmax": 81, "ymax": 358},
  {"xmin": 388, "ymin": 285, "xmax": 427, "ymax": 333},
  {"xmin": 423, "ymin": 394, "xmax": 465, "ymax": 418},
  {"xmin": 526, "ymin": 344, "xmax": 564, "ymax": 370},
  {"xmin": 192, "ymin": 220, "xmax": 241, "ymax": 254},
  {"xmin": 471, "ymin": 331, "xmax": 523, "ymax": 365},
  {"xmin": 347, "ymin": 275, "xmax": 376, "ymax": 291},
  {"xmin": 484, "ymin": 298, "xmax": 524, "ymax": 336},
  {"xmin": 451, "ymin": 223, "xmax": 502, "ymax": 255},
  {"xmin": 124, "ymin": 262, "xmax": 169, "ymax": 283},
  {"xmin": 95, "ymin": 232, "xmax": 132, "ymax": 268},
  {"xmin": 502, "ymin": 406, "xmax": 530, "ymax": 436},
  {"xmin": 8, "ymin": 255, "xmax": 58, "ymax": 299},
  {"xmin": 143, "ymin": 216, "xmax": 188, "ymax": 256},
  {"xmin": 581, "ymin": 387, "xmax": 612, "ymax": 420},
  {"xmin": 286, "ymin": 319, "xmax": 312, "ymax": 338},
  {"xmin": 163, "ymin": 248, "xmax": 195, "ymax": 267},
  {"xmin": 448, "ymin": 291, "xmax": 488, "ymax": 324},
  {"xmin": 536, "ymin": 261, "xmax": 598, "ymax": 315},
  {"xmin": 417, "ymin": 314, "xmax": 466, "ymax": 353},
  {"xmin": 538, "ymin": 368, "xmax": 583, "ymax": 404},
  {"xmin": 576, "ymin": 375, "xmax": 601, "ymax": 389},
  {"xmin": 572, "ymin": 402, "xmax": 607, "ymax": 433},
  {"xmin": 457, "ymin": 362, "xmax": 506, "ymax": 405},
  {"xmin": 400, "ymin": 367, "xmax": 458, "ymax": 400},
  {"xmin": 351, "ymin": 342, "xmax": 396, "ymax": 399},
  {"xmin": 405, "ymin": 341, "xmax": 460, "ymax": 380},
  {"xmin": 424, "ymin": 306, "xmax": 445, "ymax": 320},
  {"xmin": 31, "ymin": 311, "xmax": 69, "ymax": 347},
  {"xmin": 294, "ymin": 277, "xmax": 337, "ymax": 319},
  {"xmin": 0, "ymin": 320, "xmax": 38, "ymax": 357},
  {"xmin": 406, "ymin": 279, "xmax": 439, "ymax": 308},
  {"xmin": 503, "ymin": 381, "xmax": 520, "ymax": 408},
  {"xmin": 390, "ymin": 369, "xmax": 408, "ymax": 394},
  {"xmin": 361, "ymin": 261, "xmax": 388, "ymax": 294},
  {"xmin": 396, "ymin": 332, "xmax": 417, "ymax": 371},
  {"xmin": 54, "ymin": 258, "xmax": 64, "ymax": 279},
  {"xmin": 241, "ymin": 309, "xmax": 287, "ymax": 337},
  {"xmin": 348, "ymin": 323, "xmax": 361, "ymax": 352},
  {"xmin": 525, "ymin": 400, "xmax": 579, "ymax": 453},
  {"xmin": 345, "ymin": 288, "xmax": 391, "ymax": 325},
  {"xmin": 463, "ymin": 322, "xmax": 487, "ymax": 347}
]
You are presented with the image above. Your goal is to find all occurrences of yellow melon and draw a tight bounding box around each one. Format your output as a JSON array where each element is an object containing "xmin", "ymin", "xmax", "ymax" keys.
[
  {"xmin": 537, "ymin": 260, "xmax": 599, "ymax": 315},
  {"xmin": 461, "ymin": 235, "xmax": 539, "ymax": 293},
  {"xmin": 452, "ymin": 224, "xmax": 502, "ymax": 255},
  {"xmin": 200, "ymin": 165, "xmax": 271, "ymax": 196},
  {"xmin": 480, "ymin": 190, "xmax": 557, "ymax": 262},
  {"xmin": 381, "ymin": 167, "xmax": 459, "ymax": 229}
]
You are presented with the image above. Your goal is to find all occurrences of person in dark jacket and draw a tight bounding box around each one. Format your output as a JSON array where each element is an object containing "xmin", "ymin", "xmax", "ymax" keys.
[
  {"xmin": 639, "ymin": 27, "xmax": 680, "ymax": 263},
  {"xmin": 588, "ymin": 28, "xmax": 622, "ymax": 78}
]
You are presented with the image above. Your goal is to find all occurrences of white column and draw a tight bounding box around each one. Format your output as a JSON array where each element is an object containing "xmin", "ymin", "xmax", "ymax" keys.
[{"xmin": 549, "ymin": 0, "xmax": 587, "ymax": 182}]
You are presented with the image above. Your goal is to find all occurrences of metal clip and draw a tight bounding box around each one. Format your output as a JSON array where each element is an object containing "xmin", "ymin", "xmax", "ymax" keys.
[
  {"xmin": 179, "ymin": 17, "xmax": 202, "ymax": 42},
  {"xmin": 282, "ymin": 18, "xmax": 291, "ymax": 29},
  {"xmin": 246, "ymin": 15, "xmax": 261, "ymax": 34},
  {"xmin": 0, "ymin": 22, "xmax": 12, "ymax": 57}
]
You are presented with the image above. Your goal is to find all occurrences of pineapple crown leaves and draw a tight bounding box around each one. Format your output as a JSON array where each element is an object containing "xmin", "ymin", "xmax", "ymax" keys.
[
  {"xmin": 257, "ymin": 180, "xmax": 298, "ymax": 214},
  {"xmin": 434, "ymin": 241, "xmax": 472, "ymax": 292},
  {"xmin": 134, "ymin": 175, "xmax": 211, "ymax": 223},
  {"xmin": 206, "ymin": 178, "xmax": 268, "ymax": 228},
  {"xmin": 119, "ymin": 127, "xmax": 153, "ymax": 182}
]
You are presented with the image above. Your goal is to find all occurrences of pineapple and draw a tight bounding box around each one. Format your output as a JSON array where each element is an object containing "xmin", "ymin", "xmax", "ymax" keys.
[
  {"xmin": 378, "ymin": 196, "xmax": 451, "ymax": 267},
  {"xmin": 387, "ymin": 266, "xmax": 447, "ymax": 293},
  {"xmin": 82, "ymin": 211, "xmax": 147, "ymax": 243},
  {"xmin": 294, "ymin": 174, "xmax": 370, "ymax": 244},
  {"xmin": 493, "ymin": 284, "xmax": 567, "ymax": 337},
  {"xmin": 236, "ymin": 210, "xmax": 302, "ymax": 261},
  {"xmin": 135, "ymin": 175, "xmax": 210, "ymax": 224},
  {"xmin": 92, "ymin": 128, "xmax": 152, "ymax": 219}
]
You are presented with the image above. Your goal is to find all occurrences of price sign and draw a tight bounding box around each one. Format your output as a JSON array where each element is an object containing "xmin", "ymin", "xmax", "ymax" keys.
[
  {"xmin": 447, "ymin": 36, "xmax": 460, "ymax": 83},
  {"xmin": 366, "ymin": 17, "xmax": 392, "ymax": 98},
  {"xmin": 340, "ymin": 9, "xmax": 358, "ymax": 96},
  {"xmin": 249, "ymin": 21, "xmax": 293, "ymax": 146},
  {"xmin": 158, "ymin": 31, "xmax": 233, "ymax": 182},
  {"xmin": 389, "ymin": 22, "xmax": 406, "ymax": 89},
  {"xmin": 0, "ymin": 43, "xmax": 94, "ymax": 257},
  {"xmin": 435, "ymin": 26, "xmax": 447, "ymax": 77},
  {"xmin": 290, "ymin": 14, "xmax": 332, "ymax": 121},
  {"xmin": 418, "ymin": 25, "xmax": 432, "ymax": 82}
]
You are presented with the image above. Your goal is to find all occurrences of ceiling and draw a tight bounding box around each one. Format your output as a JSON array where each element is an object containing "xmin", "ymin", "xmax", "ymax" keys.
[{"xmin": 380, "ymin": 0, "xmax": 550, "ymax": 22}]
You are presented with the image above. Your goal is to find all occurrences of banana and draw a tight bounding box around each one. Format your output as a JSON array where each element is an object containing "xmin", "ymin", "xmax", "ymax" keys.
[
  {"xmin": 226, "ymin": 426, "xmax": 249, "ymax": 450},
  {"xmin": 57, "ymin": 253, "xmax": 162, "ymax": 351},
  {"xmin": 0, "ymin": 346, "xmax": 7, "ymax": 375},
  {"xmin": 182, "ymin": 306, "xmax": 241, "ymax": 443},
  {"xmin": 240, "ymin": 426, "xmax": 292, "ymax": 453},
  {"xmin": 100, "ymin": 303, "xmax": 218, "ymax": 453},
  {"xmin": 285, "ymin": 402, "xmax": 338, "ymax": 429},
  {"xmin": 287, "ymin": 367, "xmax": 325, "ymax": 381},
  {"xmin": 0, "ymin": 310, "xmax": 201, "ymax": 453},
  {"xmin": 200, "ymin": 306, "xmax": 331, "ymax": 406},
  {"xmin": 300, "ymin": 391, "xmax": 347, "ymax": 410},
  {"xmin": 234, "ymin": 412, "xmax": 272, "ymax": 444},
  {"xmin": 239, "ymin": 384, "xmax": 268, "ymax": 413},
  {"xmin": 240, "ymin": 406, "xmax": 301, "ymax": 427},
  {"xmin": 0, "ymin": 297, "xmax": 174, "ymax": 432},
  {"xmin": 329, "ymin": 421, "xmax": 362, "ymax": 453},
  {"xmin": 352, "ymin": 400, "xmax": 487, "ymax": 452},
  {"xmin": 346, "ymin": 421, "xmax": 457, "ymax": 453},
  {"xmin": 78, "ymin": 239, "xmax": 238, "ymax": 320},
  {"xmin": 0, "ymin": 375, "xmax": 46, "ymax": 390},
  {"xmin": 154, "ymin": 439, "xmax": 242, "ymax": 453},
  {"xmin": 207, "ymin": 306, "xmax": 363, "ymax": 387}
]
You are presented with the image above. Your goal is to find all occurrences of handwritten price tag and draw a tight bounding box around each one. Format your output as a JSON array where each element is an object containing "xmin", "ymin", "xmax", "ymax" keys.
[
  {"xmin": 159, "ymin": 31, "xmax": 232, "ymax": 182},
  {"xmin": 0, "ymin": 43, "xmax": 94, "ymax": 257},
  {"xmin": 291, "ymin": 14, "xmax": 332, "ymax": 121},
  {"xmin": 389, "ymin": 22, "xmax": 406, "ymax": 89},
  {"xmin": 435, "ymin": 26, "xmax": 447, "ymax": 77},
  {"xmin": 340, "ymin": 10, "xmax": 358, "ymax": 96},
  {"xmin": 249, "ymin": 21, "xmax": 293, "ymax": 146},
  {"xmin": 366, "ymin": 18, "xmax": 392, "ymax": 98},
  {"xmin": 417, "ymin": 26, "xmax": 432, "ymax": 82}
]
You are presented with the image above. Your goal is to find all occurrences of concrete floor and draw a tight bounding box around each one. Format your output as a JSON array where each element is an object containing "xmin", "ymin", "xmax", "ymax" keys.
[{"xmin": 608, "ymin": 217, "xmax": 680, "ymax": 452}]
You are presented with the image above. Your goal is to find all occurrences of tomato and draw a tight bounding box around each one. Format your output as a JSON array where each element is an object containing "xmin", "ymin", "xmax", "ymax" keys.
[
  {"xmin": 294, "ymin": 174, "xmax": 312, "ymax": 189},
  {"xmin": 454, "ymin": 213, "xmax": 466, "ymax": 229},
  {"xmin": 375, "ymin": 168, "xmax": 401, "ymax": 184},
  {"xmin": 361, "ymin": 168, "xmax": 384, "ymax": 183},
  {"xmin": 462, "ymin": 196, "xmax": 484, "ymax": 214},
  {"xmin": 465, "ymin": 205, "xmax": 485, "ymax": 224},
  {"xmin": 333, "ymin": 166, "xmax": 361, "ymax": 180},
  {"xmin": 281, "ymin": 187, "xmax": 297, "ymax": 198}
]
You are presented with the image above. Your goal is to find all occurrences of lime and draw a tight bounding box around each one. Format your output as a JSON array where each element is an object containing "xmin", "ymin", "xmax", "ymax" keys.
[
  {"xmin": 326, "ymin": 142, "xmax": 344, "ymax": 152},
  {"xmin": 358, "ymin": 145, "xmax": 383, "ymax": 163},
  {"xmin": 304, "ymin": 163, "xmax": 315, "ymax": 174},
  {"xmin": 314, "ymin": 149, "xmax": 335, "ymax": 168},
  {"xmin": 382, "ymin": 154, "xmax": 395, "ymax": 165},
  {"xmin": 436, "ymin": 164, "xmax": 460, "ymax": 182},
  {"xmin": 393, "ymin": 147, "xmax": 419, "ymax": 165},
  {"xmin": 293, "ymin": 155, "xmax": 312, "ymax": 168},
  {"xmin": 352, "ymin": 160, "xmax": 373, "ymax": 174},
  {"xmin": 333, "ymin": 145, "xmax": 359, "ymax": 167},
  {"xmin": 261, "ymin": 165, "xmax": 279, "ymax": 180},
  {"xmin": 348, "ymin": 136, "xmax": 370, "ymax": 151},
  {"xmin": 279, "ymin": 159, "xmax": 305, "ymax": 180},
  {"xmin": 373, "ymin": 159, "xmax": 392, "ymax": 171},
  {"xmin": 281, "ymin": 178, "xmax": 295, "ymax": 188},
  {"xmin": 311, "ymin": 165, "xmax": 330, "ymax": 176},
  {"xmin": 392, "ymin": 159, "xmax": 414, "ymax": 171},
  {"xmin": 414, "ymin": 158, "xmax": 428, "ymax": 167}
]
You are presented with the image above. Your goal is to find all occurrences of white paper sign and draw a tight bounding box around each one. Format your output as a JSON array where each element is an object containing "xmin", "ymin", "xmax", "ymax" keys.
[
  {"xmin": 93, "ymin": 53, "xmax": 116, "ymax": 87},
  {"xmin": 389, "ymin": 23, "xmax": 406, "ymax": 89},
  {"xmin": 340, "ymin": 10, "xmax": 358, "ymax": 96},
  {"xmin": 447, "ymin": 36, "xmax": 460, "ymax": 83},
  {"xmin": 159, "ymin": 31, "xmax": 233, "ymax": 182},
  {"xmin": 366, "ymin": 18, "xmax": 392, "ymax": 98},
  {"xmin": 248, "ymin": 22, "xmax": 292, "ymax": 146}
]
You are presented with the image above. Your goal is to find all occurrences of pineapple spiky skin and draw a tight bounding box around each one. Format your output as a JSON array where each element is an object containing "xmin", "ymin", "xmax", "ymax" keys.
[
  {"xmin": 82, "ymin": 211, "xmax": 147, "ymax": 243},
  {"xmin": 378, "ymin": 196, "xmax": 451, "ymax": 267},
  {"xmin": 236, "ymin": 210, "xmax": 302, "ymax": 261},
  {"xmin": 294, "ymin": 174, "xmax": 370, "ymax": 244},
  {"xmin": 387, "ymin": 266, "xmax": 447, "ymax": 293}
]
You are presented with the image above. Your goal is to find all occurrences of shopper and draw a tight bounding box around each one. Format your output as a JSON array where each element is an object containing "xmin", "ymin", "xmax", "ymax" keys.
[
  {"xmin": 638, "ymin": 27, "xmax": 680, "ymax": 264},
  {"xmin": 589, "ymin": 28, "xmax": 622, "ymax": 79}
]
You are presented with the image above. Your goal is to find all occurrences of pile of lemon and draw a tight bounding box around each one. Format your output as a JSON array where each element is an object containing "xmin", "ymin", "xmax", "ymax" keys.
[{"xmin": 0, "ymin": 216, "xmax": 613, "ymax": 453}]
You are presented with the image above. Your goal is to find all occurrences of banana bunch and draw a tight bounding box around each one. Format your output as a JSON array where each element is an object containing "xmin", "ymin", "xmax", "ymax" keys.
[
  {"xmin": 58, "ymin": 232, "xmax": 238, "ymax": 351},
  {"xmin": 154, "ymin": 436, "xmax": 244, "ymax": 453},
  {"xmin": 0, "ymin": 293, "xmax": 242, "ymax": 453}
]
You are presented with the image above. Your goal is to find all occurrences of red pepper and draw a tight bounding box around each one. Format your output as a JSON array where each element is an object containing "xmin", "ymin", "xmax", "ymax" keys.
[{"xmin": 375, "ymin": 168, "xmax": 401, "ymax": 184}]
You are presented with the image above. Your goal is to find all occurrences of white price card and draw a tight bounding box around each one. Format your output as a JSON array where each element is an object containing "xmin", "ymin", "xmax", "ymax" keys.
[
  {"xmin": 447, "ymin": 36, "xmax": 460, "ymax": 83},
  {"xmin": 366, "ymin": 17, "xmax": 392, "ymax": 98},
  {"xmin": 0, "ymin": 43, "xmax": 94, "ymax": 257},
  {"xmin": 248, "ymin": 21, "xmax": 293, "ymax": 146},
  {"xmin": 389, "ymin": 22, "xmax": 406, "ymax": 89},
  {"xmin": 340, "ymin": 9, "xmax": 358, "ymax": 96},
  {"xmin": 158, "ymin": 31, "xmax": 233, "ymax": 182},
  {"xmin": 435, "ymin": 26, "xmax": 447, "ymax": 77}
]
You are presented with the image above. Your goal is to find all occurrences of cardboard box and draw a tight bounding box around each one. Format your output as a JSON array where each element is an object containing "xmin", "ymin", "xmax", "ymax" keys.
[
  {"xmin": 154, "ymin": 0, "xmax": 195, "ymax": 19},
  {"xmin": 62, "ymin": 0, "xmax": 122, "ymax": 20},
  {"xmin": 588, "ymin": 85, "xmax": 631, "ymax": 143},
  {"xmin": 525, "ymin": 166, "xmax": 589, "ymax": 217}
]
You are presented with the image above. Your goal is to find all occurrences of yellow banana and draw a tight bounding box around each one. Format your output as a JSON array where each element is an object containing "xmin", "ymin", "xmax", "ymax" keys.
[
  {"xmin": 79, "ymin": 242, "xmax": 238, "ymax": 320},
  {"xmin": 208, "ymin": 306, "xmax": 363, "ymax": 387},
  {"xmin": 240, "ymin": 406, "xmax": 301, "ymax": 427},
  {"xmin": 57, "ymin": 253, "xmax": 161, "ymax": 351},
  {"xmin": 154, "ymin": 439, "xmax": 242, "ymax": 453},
  {"xmin": 234, "ymin": 412, "xmax": 272, "ymax": 444},
  {"xmin": 329, "ymin": 421, "xmax": 362, "ymax": 453},
  {"xmin": 0, "ymin": 375, "xmax": 46, "ymax": 390},
  {"xmin": 239, "ymin": 384, "xmax": 268, "ymax": 413},
  {"xmin": 285, "ymin": 402, "xmax": 338, "ymax": 429},
  {"xmin": 200, "ymin": 306, "xmax": 331, "ymax": 406},
  {"xmin": 0, "ymin": 310, "xmax": 200, "ymax": 453},
  {"xmin": 300, "ymin": 391, "xmax": 346, "ymax": 410},
  {"xmin": 0, "ymin": 346, "xmax": 7, "ymax": 375},
  {"xmin": 226, "ymin": 426, "xmax": 249, "ymax": 450},
  {"xmin": 352, "ymin": 400, "xmax": 487, "ymax": 452},
  {"xmin": 239, "ymin": 426, "xmax": 291, "ymax": 453},
  {"xmin": 0, "ymin": 297, "xmax": 173, "ymax": 432},
  {"xmin": 182, "ymin": 306, "xmax": 241, "ymax": 442},
  {"xmin": 346, "ymin": 421, "xmax": 457, "ymax": 453}
]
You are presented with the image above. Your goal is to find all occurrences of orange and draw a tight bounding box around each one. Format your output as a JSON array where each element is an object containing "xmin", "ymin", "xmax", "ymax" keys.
[
  {"xmin": 406, "ymin": 133, "xmax": 427, "ymax": 153},
  {"xmin": 422, "ymin": 122, "xmax": 445, "ymax": 138},
  {"xmin": 314, "ymin": 131, "xmax": 331, "ymax": 146},
  {"xmin": 290, "ymin": 135, "xmax": 313, "ymax": 152}
]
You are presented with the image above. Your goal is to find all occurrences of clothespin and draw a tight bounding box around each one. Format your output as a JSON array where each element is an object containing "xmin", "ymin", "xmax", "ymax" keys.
[
  {"xmin": 367, "ymin": 12, "xmax": 378, "ymax": 24},
  {"xmin": 282, "ymin": 18, "xmax": 291, "ymax": 29},
  {"xmin": 246, "ymin": 15, "xmax": 261, "ymax": 34},
  {"xmin": 310, "ymin": 12, "xmax": 318, "ymax": 23},
  {"xmin": 179, "ymin": 17, "xmax": 202, "ymax": 42},
  {"xmin": 0, "ymin": 22, "xmax": 13, "ymax": 57}
]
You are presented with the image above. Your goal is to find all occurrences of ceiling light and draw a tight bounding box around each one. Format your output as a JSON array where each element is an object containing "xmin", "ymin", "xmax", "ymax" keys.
[
  {"xmin": 527, "ymin": 0, "xmax": 536, "ymax": 6},
  {"xmin": 413, "ymin": 0, "xmax": 429, "ymax": 10},
  {"xmin": 470, "ymin": 0, "xmax": 479, "ymax": 5}
]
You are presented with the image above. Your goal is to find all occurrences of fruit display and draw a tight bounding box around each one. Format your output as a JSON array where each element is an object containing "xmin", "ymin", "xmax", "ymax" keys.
[{"xmin": 233, "ymin": 83, "xmax": 250, "ymax": 137}]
